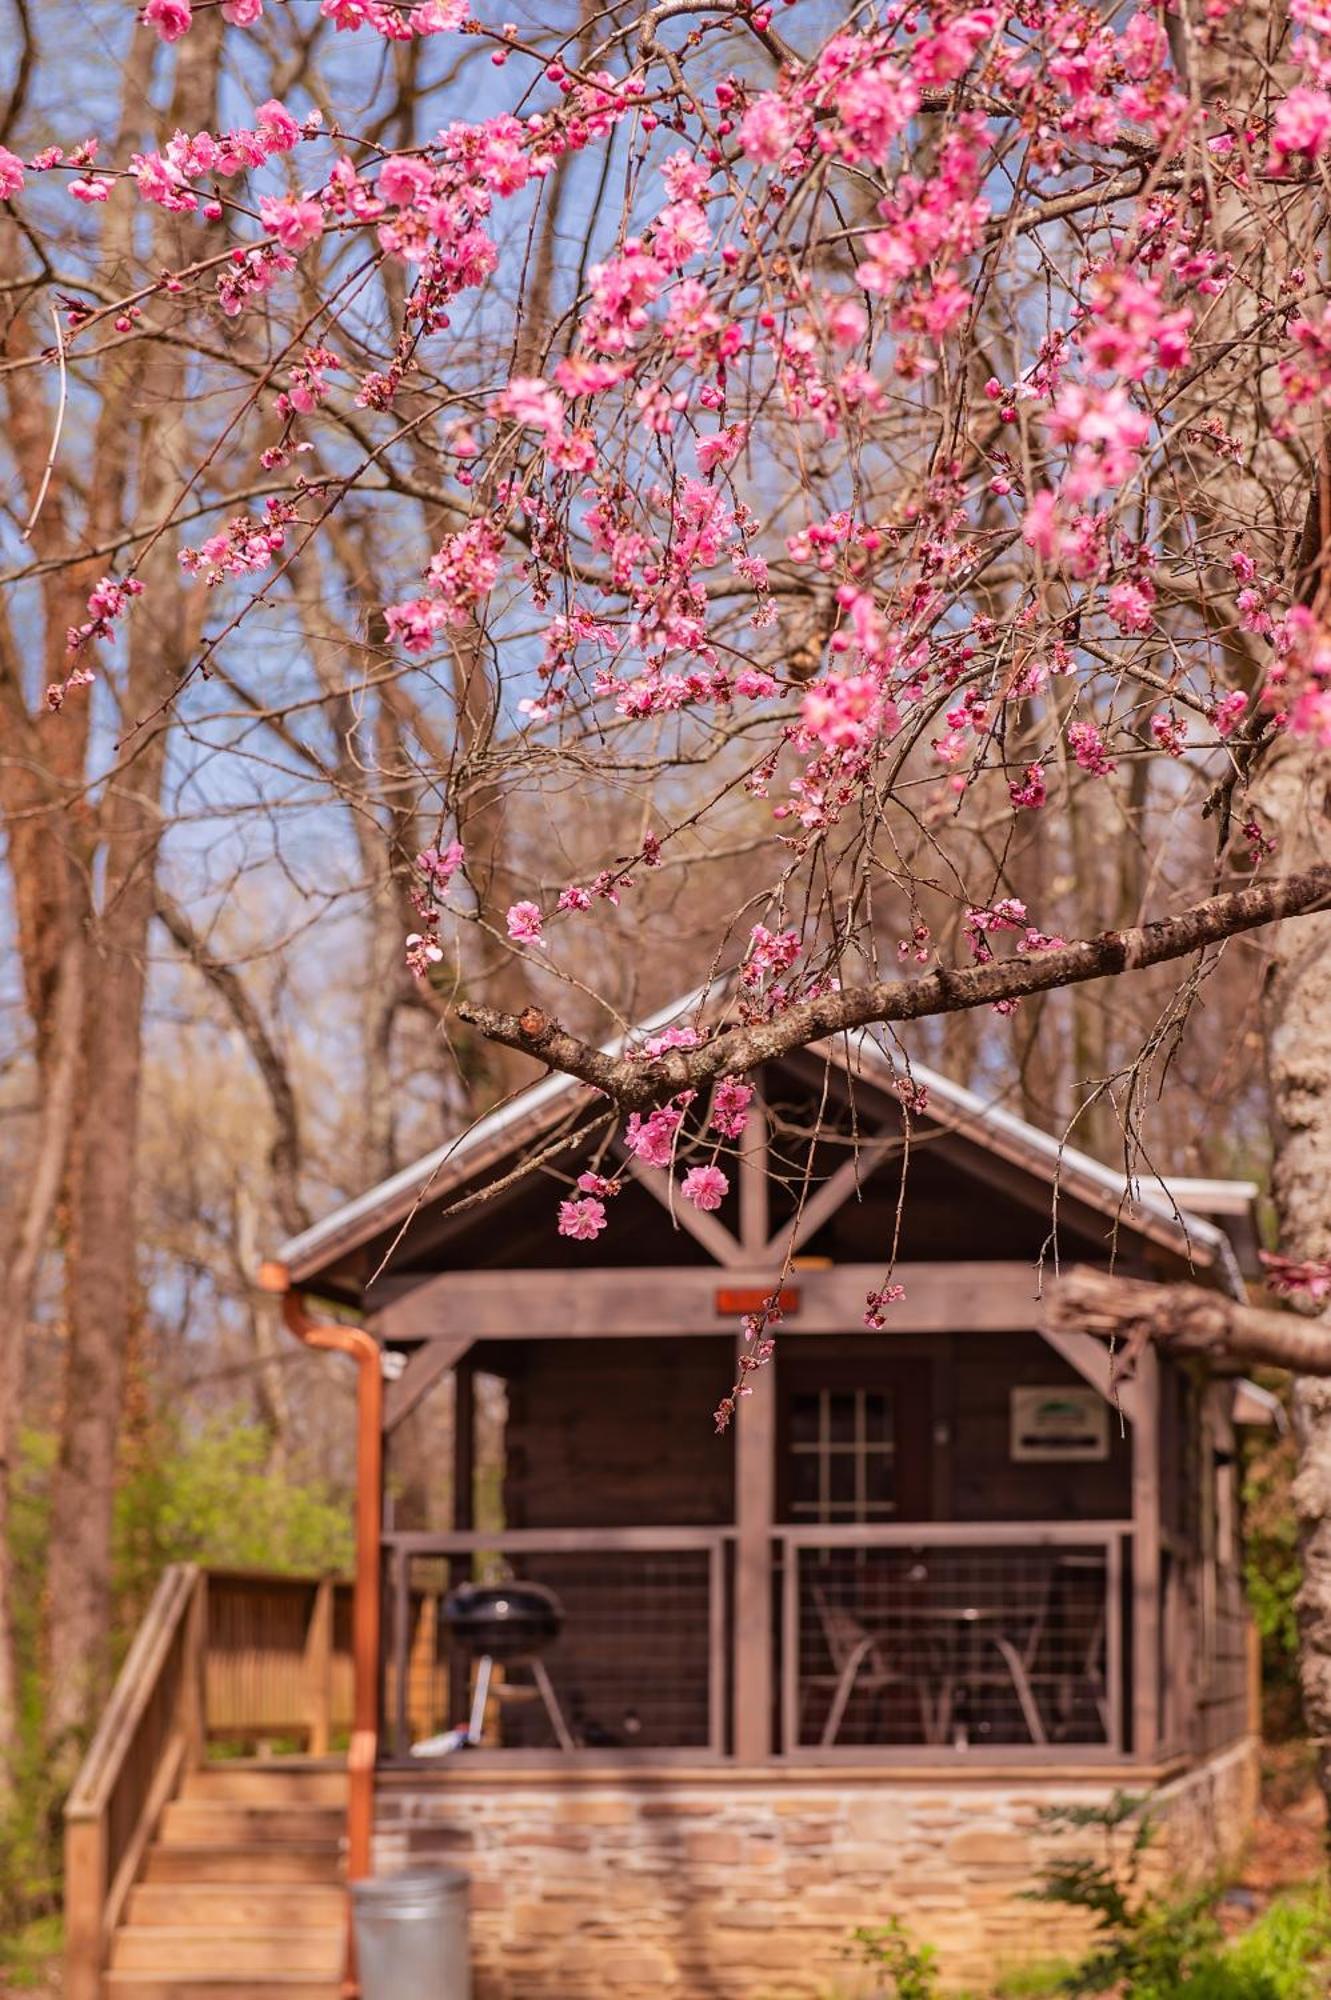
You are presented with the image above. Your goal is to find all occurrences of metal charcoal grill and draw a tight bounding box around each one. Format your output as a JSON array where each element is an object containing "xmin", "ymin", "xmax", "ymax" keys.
[{"xmin": 436, "ymin": 1582, "xmax": 573, "ymax": 1752}]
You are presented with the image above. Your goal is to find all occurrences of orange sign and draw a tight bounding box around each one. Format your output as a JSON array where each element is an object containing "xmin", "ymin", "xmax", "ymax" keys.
[{"xmin": 715, "ymin": 1287, "xmax": 800, "ymax": 1317}]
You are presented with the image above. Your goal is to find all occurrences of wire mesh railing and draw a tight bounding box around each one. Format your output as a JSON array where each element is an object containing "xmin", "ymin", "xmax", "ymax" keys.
[
  {"xmin": 382, "ymin": 1529, "xmax": 729, "ymax": 1759},
  {"xmin": 778, "ymin": 1524, "xmax": 1127, "ymax": 1756}
]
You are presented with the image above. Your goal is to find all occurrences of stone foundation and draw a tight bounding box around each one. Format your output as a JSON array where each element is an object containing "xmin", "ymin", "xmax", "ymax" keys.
[{"xmin": 373, "ymin": 1740, "xmax": 1260, "ymax": 1998}]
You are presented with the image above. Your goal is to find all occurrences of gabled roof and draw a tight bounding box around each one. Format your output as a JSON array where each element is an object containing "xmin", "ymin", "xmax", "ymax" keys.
[{"xmin": 277, "ymin": 987, "xmax": 1254, "ymax": 1299}]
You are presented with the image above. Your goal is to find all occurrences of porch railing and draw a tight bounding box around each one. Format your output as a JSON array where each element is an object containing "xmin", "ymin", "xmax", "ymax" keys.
[
  {"xmin": 777, "ymin": 1522, "xmax": 1129, "ymax": 1760},
  {"xmin": 382, "ymin": 1529, "xmax": 730, "ymax": 1760},
  {"xmin": 380, "ymin": 1520, "xmax": 1265, "ymax": 1768}
]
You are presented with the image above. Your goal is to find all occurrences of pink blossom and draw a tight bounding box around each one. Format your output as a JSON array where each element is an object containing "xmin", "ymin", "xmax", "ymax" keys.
[
  {"xmin": 0, "ymin": 147, "xmax": 26, "ymax": 198},
  {"xmin": 829, "ymin": 55, "xmax": 920, "ymax": 165},
  {"xmin": 506, "ymin": 900, "xmax": 544, "ymax": 945},
  {"xmin": 416, "ymin": 840, "xmax": 464, "ymax": 890},
  {"xmin": 378, "ymin": 156, "xmax": 434, "ymax": 206},
  {"xmin": 69, "ymin": 177, "xmax": 112, "ymax": 203},
  {"xmin": 801, "ymin": 673, "xmax": 880, "ymax": 750},
  {"xmin": 710, "ymin": 1079, "xmax": 753, "ymax": 1138},
  {"xmin": 695, "ymin": 423, "xmax": 747, "ymax": 473},
  {"xmin": 1009, "ymin": 762, "xmax": 1048, "ymax": 810},
  {"xmin": 222, "ymin": 0, "xmax": 264, "ymax": 20},
  {"xmin": 744, "ymin": 924, "xmax": 801, "ymax": 985},
  {"xmin": 1261, "ymin": 1250, "xmax": 1331, "ymax": 1301},
  {"xmin": 739, "ymin": 94, "xmax": 795, "ymax": 163},
  {"xmin": 558, "ymin": 1197, "xmax": 608, "ymax": 1241},
  {"xmin": 653, "ymin": 199, "xmax": 709, "ymax": 270},
  {"xmin": 1150, "ymin": 712, "xmax": 1188, "ymax": 757},
  {"xmin": 1022, "ymin": 491, "xmax": 1064, "ymax": 562},
  {"xmin": 493, "ymin": 376, "xmax": 565, "ymax": 436},
  {"xmin": 1212, "ymin": 689, "xmax": 1248, "ymax": 737},
  {"xmin": 1067, "ymin": 719, "xmax": 1116, "ymax": 776},
  {"xmin": 1107, "ymin": 579, "xmax": 1156, "ymax": 633},
  {"xmin": 405, "ymin": 932, "xmax": 444, "ymax": 976},
  {"xmin": 1120, "ymin": 11, "xmax": 1168, "ymax": 78},
  {"xmin": 625, "ymin": 1103, "xmax": 684, "ymax": 1168},
  {"xmin": 258, "ymin": 195, "xmax": 324, "ymax": 249},
  {"xmin": 412, "ymin": 0, "xmax": 467, "ymax": 27},
  {"xmin": 1271, "ymin": 85, "xmax": 1331, "ymax": 166},
  {"xmin": 681, "ymin": 1164, "xmax": 728, "ymax": 1211},
  {"xmin": 255, "ymin": 100, "xmax": 302, "ymax": 151},
  {"xmin": 143, "ymin": 0, "xmax": 192, "ymax": 39}
]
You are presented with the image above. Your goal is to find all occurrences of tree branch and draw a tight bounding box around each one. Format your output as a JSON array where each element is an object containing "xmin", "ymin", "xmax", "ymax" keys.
[
  {"xmin": 454, "ymin": 864, "xmax": 1331, "ymax": 1110},
  {"xmin": 154, "ymin": 887, "xmax": 309, "ymax": 1241},
  {"xmin": 1049, "ymin": 1266, "xmax": 1331, "ymax": 1377}
]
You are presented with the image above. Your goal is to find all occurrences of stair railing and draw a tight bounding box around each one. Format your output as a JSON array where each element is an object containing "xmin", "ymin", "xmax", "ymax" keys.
[{"xmin": 63, "ymin": 1563, "xmax": 205, "ymax": 2000}]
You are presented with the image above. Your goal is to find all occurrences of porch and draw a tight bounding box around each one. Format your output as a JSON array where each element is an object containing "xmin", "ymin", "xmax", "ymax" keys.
[{"xmin": 378, "ymin": 1322, "xmax": 1253, "ymax": 1774}]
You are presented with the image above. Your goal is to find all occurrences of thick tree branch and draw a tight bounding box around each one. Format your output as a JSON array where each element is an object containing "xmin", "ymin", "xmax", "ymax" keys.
[
  {"xmin": 154, "ymin": 887, "xmax": 309, "ymax": 1241},
  {"xmin": 455, "ymin": 865, "xmax": 1331, "ymax": 1110},
  {"xmin": 1050, "ymin": 1266, "xmax": 1331, "ymax": 1377}
]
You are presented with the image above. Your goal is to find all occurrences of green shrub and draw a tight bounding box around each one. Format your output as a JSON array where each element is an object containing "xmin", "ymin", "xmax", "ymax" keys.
[
  {"xmin": 1029, "ymin": 1795, "xmax": 1331, "ymax": 2000},
  {"xmin": 114, "ymin": 1409, "xmax": 353, "ymax": 1615},
  {"xmin": 846, "ymin": 1917, "xmax": 941, "ymax": 1999}
]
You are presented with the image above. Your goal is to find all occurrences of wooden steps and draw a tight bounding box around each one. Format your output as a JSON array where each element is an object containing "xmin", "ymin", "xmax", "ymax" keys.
[{"xmin": 102, "ymin": 1764, "xmax": 347, "ymax": 2000}]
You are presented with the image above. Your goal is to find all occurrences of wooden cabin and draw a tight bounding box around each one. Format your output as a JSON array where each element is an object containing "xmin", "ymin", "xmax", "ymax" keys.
[{"xmin": 266, "ymin": 1009, "xmax": 1266, "ymax": 1997}]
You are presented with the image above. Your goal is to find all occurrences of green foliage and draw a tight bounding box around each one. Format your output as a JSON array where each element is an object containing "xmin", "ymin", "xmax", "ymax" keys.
[
  {"xmin": 114, "ymin": 1411, "xmax": 354, "ymax": 1613},
  {"xmin": 1030, "ymin": 1791, "xmax": 1221, "ymax": 1996},
  {"xmin": 1242, "ymin": 1420, "xmax": 1303, "ymax": 1737},
  {"xmin": 1029, "ymin": 1798, "xmax": 1331, "ymax": 2000},
  {"xmin": 847, "ymin": 1917, "xmax": 941, "ymax": 2000},
  {"xmin": 0, "ymin": 1911, "xmax": 63, "ymax": 1989},
  {"xmin": 0, "ymin": 1433, "xmax": 65, "ymax": 1941}
]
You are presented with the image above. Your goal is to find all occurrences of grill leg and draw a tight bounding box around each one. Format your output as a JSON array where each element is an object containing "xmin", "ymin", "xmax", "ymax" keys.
[
  {"xmin": 467, "ymin": 1654, "xmax": 494, "ymax": 1743},
  {"xmin": 531, "ymin": 1658, "xmax": 576, "ymax": 1752}
]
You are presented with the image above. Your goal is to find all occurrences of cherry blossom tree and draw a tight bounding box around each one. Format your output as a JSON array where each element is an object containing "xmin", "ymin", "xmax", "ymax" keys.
[{"xmin": 11, "ymin": 0, "xmax": 1331, "ymax": 1772}]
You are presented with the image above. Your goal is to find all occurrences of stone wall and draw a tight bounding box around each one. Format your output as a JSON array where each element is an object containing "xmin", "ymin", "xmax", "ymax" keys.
[{"xmin": 373, "ymin": 1740, "xmax": 1259, "ymax": 1998}]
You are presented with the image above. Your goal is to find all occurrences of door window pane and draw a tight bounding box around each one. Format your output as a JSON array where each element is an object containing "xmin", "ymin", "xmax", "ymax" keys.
[{"xmin": 787, "ymin": 1387, "xmax": 901, "ymax": 1523}]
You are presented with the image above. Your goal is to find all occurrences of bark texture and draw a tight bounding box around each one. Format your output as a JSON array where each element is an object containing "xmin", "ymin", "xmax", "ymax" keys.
[
  {"xmin": 1253, "ymin": 730, "xmax": 1331, "ymax": 1813},
  {"xmin": 1050, "ymin": 1267, "xmax": 1331, "ymax": 1376}
]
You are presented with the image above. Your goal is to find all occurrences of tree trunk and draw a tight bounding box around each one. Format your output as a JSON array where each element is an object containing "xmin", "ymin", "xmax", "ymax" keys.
[
  {"xmin": 42, "ymin": 12, "xmax": 219, "ymax": 1759},
  {"xmin": 1253, "ymin": 729, "xmax": 1331, "ymax": 1814}
]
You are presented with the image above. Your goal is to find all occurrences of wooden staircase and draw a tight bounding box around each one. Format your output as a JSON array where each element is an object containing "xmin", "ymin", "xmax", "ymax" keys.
[
  {"xmin": 64, "ymin": 1566, "xmax": 358, "ymax": 2000},
  {"xmin": 102, "ymin": 1765, "xmax": 348, "ymax": 2000}
]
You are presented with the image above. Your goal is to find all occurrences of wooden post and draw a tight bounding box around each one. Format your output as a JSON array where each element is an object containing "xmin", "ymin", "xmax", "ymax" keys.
[
  {"xmin": 739, "ymin": 1095, "xmax": 769, "ymax": 1257},
  {"xmin": 733, "ymin": 1327, "xmax": 776, "ymax": 1764},
  {"xmin": 305, "ymin": 1577, "xmax": 334, "ymax": 1757},
  {"xmin": 453, "ymin": 1357, "xmax": 475, "ymax": 1532},
  {"xmin": 64, "ymin": 1813, "xmax": 107, "ymax": 2000},
  {"xmin": 449, "ymin": 1358, "xmax": 476, "ymax": 1726},
  {"xmin": 1131, "ymin": 1344, "xmax": 1161, "ymax": 1760},
  {"xmin": 1247, "ymin": 1613, "xmax": 1263, "ymax": 1738},
  {"xmin": 180, "ymin": 1568, "xmax": 207, "ymax": 1771}
]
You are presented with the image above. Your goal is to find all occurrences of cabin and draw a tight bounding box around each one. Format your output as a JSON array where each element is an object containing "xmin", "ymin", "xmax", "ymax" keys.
[
  {"xmin": 281, "ymin": 1007, "xmax": 1264, "ymax": 1996},
  {"xmin": 65, "ymin": 1004, "xmax": 1268, "ymax": 2000}
]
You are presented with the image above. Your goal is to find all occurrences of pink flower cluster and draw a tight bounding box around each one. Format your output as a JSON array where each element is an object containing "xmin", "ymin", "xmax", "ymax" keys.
[{"xmin": 385, "ymin": 520, "xmax": 504, "ymax": 654}]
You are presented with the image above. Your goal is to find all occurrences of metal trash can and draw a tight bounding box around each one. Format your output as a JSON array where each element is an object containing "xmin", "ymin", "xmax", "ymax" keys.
[{"xmin": 352, "ymin": 1868, "xmax": 470, "ymax": 2000}]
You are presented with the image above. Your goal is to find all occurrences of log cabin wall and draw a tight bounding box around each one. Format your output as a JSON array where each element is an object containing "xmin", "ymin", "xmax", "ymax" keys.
[
  {"xmin": 494, "ymin": 1330, "xmax": 1131, "ymax": 1531},
  {"xmin": 500, "ymin": 1336, "xmax": 736, "ymax": 1530}
]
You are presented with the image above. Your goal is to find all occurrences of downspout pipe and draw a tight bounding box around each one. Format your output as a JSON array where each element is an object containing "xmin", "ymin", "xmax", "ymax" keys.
[{"xmin": 257, "ymin": 1262, "xmax": 381, "ymax": 1981}]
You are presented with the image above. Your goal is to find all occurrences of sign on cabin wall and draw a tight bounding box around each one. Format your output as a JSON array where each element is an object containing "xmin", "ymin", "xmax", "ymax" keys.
[{"xmin": 1009, "ymin": 1385, "xmax": 1110, "ymax": 1462}]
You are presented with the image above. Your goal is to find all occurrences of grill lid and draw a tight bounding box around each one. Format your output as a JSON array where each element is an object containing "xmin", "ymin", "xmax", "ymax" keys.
[{"xmin": 440, "ymin": 1581, "xmax": 564, "ymax": 1659}]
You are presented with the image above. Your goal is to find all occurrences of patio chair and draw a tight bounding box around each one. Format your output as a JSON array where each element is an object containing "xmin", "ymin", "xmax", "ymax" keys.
[{"xmin": 808, "ymin": 1585, "xmax": 946, "ymax": 1747}]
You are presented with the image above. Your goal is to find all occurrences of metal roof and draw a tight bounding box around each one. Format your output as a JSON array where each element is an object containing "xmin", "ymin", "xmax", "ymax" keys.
[{"xmin": 277, "ymin": 986, "xmax": 1251, "ymax": 1297}]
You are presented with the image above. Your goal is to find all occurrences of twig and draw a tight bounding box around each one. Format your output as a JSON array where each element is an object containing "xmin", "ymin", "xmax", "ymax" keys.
[{"xmin": 20, "ymin": 303, "xmax": 67, "ymax": 544}]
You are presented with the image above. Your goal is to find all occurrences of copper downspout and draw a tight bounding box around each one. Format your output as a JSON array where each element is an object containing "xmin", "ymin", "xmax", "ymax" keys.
[{"xmin": 257, "ymin": 1262, "xmax": 381, "ymax": 1993}]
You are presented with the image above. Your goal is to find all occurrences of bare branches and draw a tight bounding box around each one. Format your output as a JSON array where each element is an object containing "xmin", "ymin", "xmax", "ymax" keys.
[{"xmin": 154, "ymin": 887, "xmax": 310, "ymax": 1242}]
